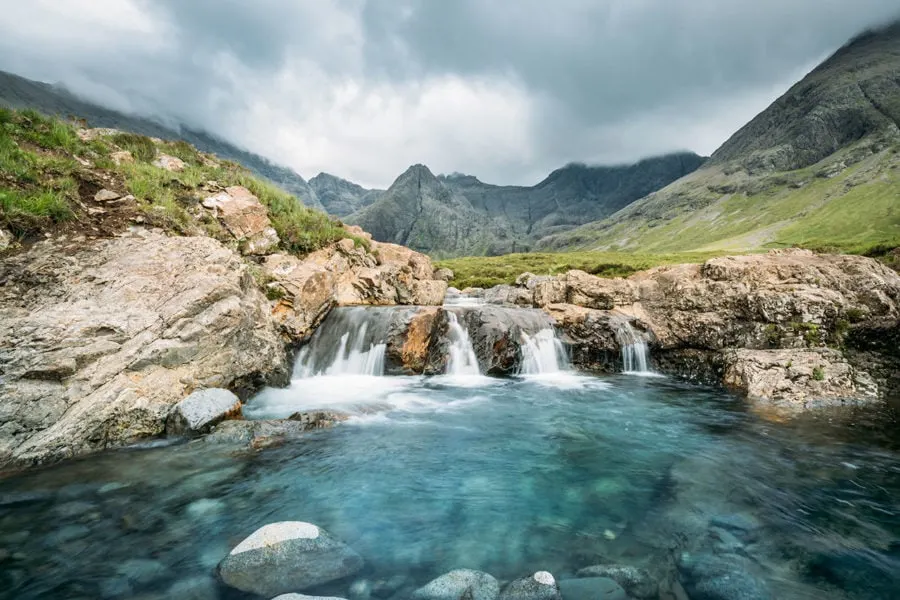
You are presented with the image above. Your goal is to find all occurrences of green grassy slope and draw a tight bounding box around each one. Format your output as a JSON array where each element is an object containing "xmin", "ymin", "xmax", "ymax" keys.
[
  {"xmin": 0, "ymin": 108, "xmax": 361, "ymax": 254},
  {"xmin": 539, "ymin": 141, "xmax": 900, "ymax": 254}
]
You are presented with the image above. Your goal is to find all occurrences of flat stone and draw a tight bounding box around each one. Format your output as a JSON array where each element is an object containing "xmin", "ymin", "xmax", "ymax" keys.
[{"xmin": 95, "ymin": 189, "xmax": 121, "ymax": 202}]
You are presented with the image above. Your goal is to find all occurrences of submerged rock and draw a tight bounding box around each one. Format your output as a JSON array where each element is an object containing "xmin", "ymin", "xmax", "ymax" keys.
[
  {"xmin": 499, "ymin": 572, "xmax": 561, "ymax": 600},
  {"xmin": 557, "ymin": 577, "xmax": 626, "ymax": 600},
  {"xmin": 165, "ymin": 388, "xmax": 242, "ymax": 436},
  {"xmin": 218, "ymin": 521, "xmax": 363, "ymax": 597},
  {"xmin": 273, "ymin": 595, "xmax": 349, "ymax": 600},
  {"xmin": 574, "ymin": 565, "xmax": 656, "ymax": 599},
  {"xmin": 412, "ymin": 569, "xmax": 500, "ymax": 600},
  {"xmin": 677, "ymin": 552, "xmax": 772, "ymax": 600}
]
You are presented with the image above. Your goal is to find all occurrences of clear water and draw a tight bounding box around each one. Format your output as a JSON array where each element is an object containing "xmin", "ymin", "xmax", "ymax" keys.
[{"xmin": 1, "ymin": 375, "xmax": 899, "ymax": 600}]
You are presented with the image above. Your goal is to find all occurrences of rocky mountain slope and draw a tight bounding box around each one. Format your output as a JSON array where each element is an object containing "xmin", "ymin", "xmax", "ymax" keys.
[
  {"xmin": 308, "ymin": 172, "xmax": 383, "ymax": 216},
  {"xmin": 0, "ymin": 69, "xmax": 326, "ymax": 211},
  {"xmin": 348, "ymin": 153, "xmax": 704, "ymax": 257},
  {"xmin": 542, "ymin": 21, "xmax": 900, "ymax": 254}
]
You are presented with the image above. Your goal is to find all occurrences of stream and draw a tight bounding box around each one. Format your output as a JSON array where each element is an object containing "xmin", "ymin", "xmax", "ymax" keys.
[{"xmin": 0, "ymin": 307, "xmax": 898, "ymax": 599}]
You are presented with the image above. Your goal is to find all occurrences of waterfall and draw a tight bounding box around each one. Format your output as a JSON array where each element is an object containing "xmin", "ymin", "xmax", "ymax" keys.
[
  {"xmin": 446, "ymin": 312, "xmax": 481, "ymax": 376},
  {"xmin": 615, "ymin": 320, "xmax": 652, "ymax": 375},
  {"xmin": 294, "ymin": 307, "xmax": 392, "ymax": 377},
  {"xmin": 520, "ymin": 328, "xmax": 568, "ymax": 375}
]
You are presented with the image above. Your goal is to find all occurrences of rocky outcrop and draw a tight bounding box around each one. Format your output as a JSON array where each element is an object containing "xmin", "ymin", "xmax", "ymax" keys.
[
  {"xmin": 507, "ymin": 249, "xmax": 900, "ymax": 413},
  {"xmin": 265, "ymin": 228, "xmax": 447, "ymax": 342},
  {"xmin": 0, "ymin": 229, "xmax": 286, "ymax": 468},
  {"xmin": 201, "ymin": 185, "xmax": 280, "ymax": 255}
]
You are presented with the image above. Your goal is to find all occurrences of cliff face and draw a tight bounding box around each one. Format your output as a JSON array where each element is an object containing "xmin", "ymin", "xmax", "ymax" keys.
[{"xmin": 309, "ymin": 172, "xmax": 383, "ymax": 217}]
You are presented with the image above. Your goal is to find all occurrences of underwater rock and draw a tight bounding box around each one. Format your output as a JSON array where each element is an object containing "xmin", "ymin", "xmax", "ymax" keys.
[
  {"xmin": 499, "ymin": 572, "xmax": 561, "ymax": 600},
  {"xmin": 558, "ymin": 577, "xmax": 626, "ymax": 600},
  {"xmin": 218, "ymin": 521, "xmax": 363, "ymax": 597},
  {"xmin": 412, "ymin": 569, "xmax": 500, "ymax": 600},
  {"xmin": 574, "ymin": 565, "xmax": 657, "ymax": 599},
  {"xmin": 677, "ymin": 552, "xmax": 771, "ymax": 600}
]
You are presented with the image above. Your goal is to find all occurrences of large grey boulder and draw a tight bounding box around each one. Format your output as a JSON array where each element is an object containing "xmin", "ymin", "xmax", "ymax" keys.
[
  {"xmin": 166, "ymin": 388, "xmax": 241, "ymax": 436},
  {"xmin": 558, "ymin": 577, "xmax": 626, "ymax": 600},
  {"xmin": 218, "ymin": 521, "xmax": 363, "ymax": 597},
  {"xmin": 499, "ymin": 572, "xmax": 561, "ymax": 600},
  {"xmin": 412, "ymin": 569, "xmax": 500, "ymax": 600}
]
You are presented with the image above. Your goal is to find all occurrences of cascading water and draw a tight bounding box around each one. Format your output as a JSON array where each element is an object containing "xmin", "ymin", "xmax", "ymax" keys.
[
  {"xmin": 446, "ymin": 312, "xmax": 481, "ymax": 376},
  {"xmin": 292, "ymin": 307, "xmax": 393, "ymax": 377},
  {"xmin": 520, "ymin": 328, "xmax": 569, "ymax": 375},
  {"xmin": 615, "ymin": 320, "xmax": 653, "ymax": 374}
]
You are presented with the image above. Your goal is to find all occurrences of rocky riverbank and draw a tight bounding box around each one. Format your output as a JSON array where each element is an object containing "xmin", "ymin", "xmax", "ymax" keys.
[
  {"xmin": 0, "ymin": 188, "xmax": 446, "ymax": 469},
  {"xmin": 470, "ymin": 249, "xmax": 900, "ymax": 414}
]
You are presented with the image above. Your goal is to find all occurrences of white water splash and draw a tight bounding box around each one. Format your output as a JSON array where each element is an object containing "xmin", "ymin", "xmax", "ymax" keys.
[
  {"xmin": 446, "ymin": 312, "xmax": 481, "ymax": 376},
  {"xmin": 295, "ymin": 320, "xmax": 386, "ymax": 377},
  {"xmin": 520, "ymin": 328, "xmax": 568, "ymax": 375},
  {"xmin": 616, "ymin": 320, "xmax": 653, "ymax": 375}
]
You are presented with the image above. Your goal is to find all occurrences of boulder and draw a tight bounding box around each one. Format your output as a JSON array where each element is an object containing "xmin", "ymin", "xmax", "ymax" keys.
[
  {"xmin": 0, "ymin": 231, "xmax": 286, "ymax": 468},
  {"xmin": 264, "ymin": 253, "xmax": 337, "ymax": 341},
  {"xmin": 203, "ymin": 186, "xmax": 280, "ymax": 255},
  {"xmin": 165, "ymin": 388, "xmax": 242, "ymax": 436},
  {"xmin": 557, "ymin": 578, "xmax": 626, "ymax": 600},
  {"xmin": 483, "ymin": 285, "xmax": 533, "ymax": 307},
  {"xmin": 205, "ymin": 416, "xmax": 347, "ymax": 448},
  {"xmin": 218, "ymin": 521, "xmax": 363, "ymax": 597},
  {"xmin": 573, "ymin": 566, "xmax": 656, "ymax": 599},
  {"xmin": 434, "ymin": 267, "xmax": 454, "ymax": 282},
  {"xmin": 411, "ymin": 280, "xmax": 449, "ymax": 306},
  {"xmin": 152, "ymin": 154, "xmax": 185, "ymax": 171},
  {"xmin": 412, "ymin": 569, "xmax": 500, "ymax": 600},
  {"xmin": 499, "ymin": 572, "xmax": 561, "ymax": 600}
]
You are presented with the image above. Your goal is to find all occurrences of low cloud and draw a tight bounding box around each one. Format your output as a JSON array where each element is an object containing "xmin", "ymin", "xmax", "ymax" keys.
[{"xmin": 0, "ymin": 0, "xmax": 897, "ymax": 187}]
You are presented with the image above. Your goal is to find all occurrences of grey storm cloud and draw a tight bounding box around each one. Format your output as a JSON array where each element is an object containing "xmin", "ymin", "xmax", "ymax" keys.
[{"xmin": 0, "ymin": 0, "xmax": 898, "ymax": 187}]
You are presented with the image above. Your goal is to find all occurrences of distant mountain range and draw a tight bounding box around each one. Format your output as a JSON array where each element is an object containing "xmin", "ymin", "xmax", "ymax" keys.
[
  {"xmin": 540, "ymin": 20, "xmax": 900, "ymax": 254},
  {"xmin": 345, "ymin": 154, "xmax": 704, "ymax": 256},
  {"xmin": 0, "ymin": 69, "xmax": 705, "ymax": 257},
  {"xmin": 5, "ymin": 20, "xmax": 897, "ymax": 259}
]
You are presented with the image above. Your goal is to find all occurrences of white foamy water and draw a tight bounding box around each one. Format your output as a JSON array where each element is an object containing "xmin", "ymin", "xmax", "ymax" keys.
[
  {"xmin": 520, "ymin": 328, "xmax": 568, "ymax": 375},
  {"xmin": 614, "ymin": 320, "xmax": 654, "ymax": 375},
  {"xmin": 446, "ymin": 312, "xmax": 481, "ymax": 376}
]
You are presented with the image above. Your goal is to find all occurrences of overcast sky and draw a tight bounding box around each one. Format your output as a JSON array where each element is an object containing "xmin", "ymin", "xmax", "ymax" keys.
[{"xmin": 0, "ymin": 1, "xmax": 898, "ymax": 187}]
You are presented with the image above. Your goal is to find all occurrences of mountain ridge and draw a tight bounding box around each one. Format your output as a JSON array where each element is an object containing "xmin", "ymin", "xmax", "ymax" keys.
[
  {"xmin": 541, "ymin": 20, "xmax": 900, "ymax": 254},
  {"xmin": 348, "ymin": 152, "xmax": 705, "ymax": 257}
]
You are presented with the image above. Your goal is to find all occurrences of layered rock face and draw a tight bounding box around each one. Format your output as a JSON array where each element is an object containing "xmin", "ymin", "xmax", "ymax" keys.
[
  {"xmin": 0, "ymin": 229, "xmax": 286, "ymax": 467},
  {"xmin": 495, "ymin": 250, "xmax": 900, "ymax": 412}
]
